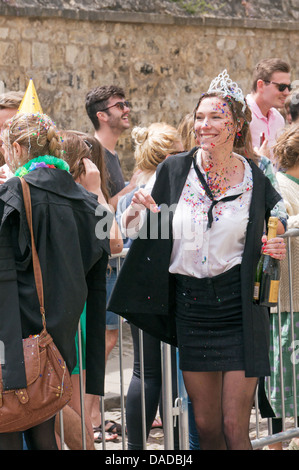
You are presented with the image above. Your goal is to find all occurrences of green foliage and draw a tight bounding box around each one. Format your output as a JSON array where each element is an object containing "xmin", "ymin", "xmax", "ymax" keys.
[{"xmin": 169, "ymin": 0, "xmax": 218, "ymax": 15}]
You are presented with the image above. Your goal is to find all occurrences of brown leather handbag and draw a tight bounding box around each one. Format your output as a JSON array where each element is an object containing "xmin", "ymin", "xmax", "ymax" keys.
[{"xmin": 0, "ymin": 178, "xmax": 72, "ymax": 433}]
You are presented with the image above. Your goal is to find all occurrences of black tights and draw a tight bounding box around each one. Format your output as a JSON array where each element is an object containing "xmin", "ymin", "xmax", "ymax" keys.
[
  {"xmin": 183, "ymin": 370, "xmax": 257, "ymax": 450},
  {"xmin": 126, "ymin": 324, "xmax": 179, "ymax": 450},
  {"xmin": 0, "ymin": 416, "xmax": 58, "ymax": 450}
]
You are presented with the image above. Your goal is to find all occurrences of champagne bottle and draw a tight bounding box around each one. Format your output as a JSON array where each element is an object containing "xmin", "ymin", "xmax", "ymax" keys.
[{"xmin": 253, "ymin": 217, "xmax": 280, "ymax": 307}]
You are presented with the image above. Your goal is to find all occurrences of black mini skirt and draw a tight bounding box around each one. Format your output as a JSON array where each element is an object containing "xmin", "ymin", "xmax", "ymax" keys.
[{"xmin": 174, "ymin": 264, "xmax": 245, "ymax": 372}]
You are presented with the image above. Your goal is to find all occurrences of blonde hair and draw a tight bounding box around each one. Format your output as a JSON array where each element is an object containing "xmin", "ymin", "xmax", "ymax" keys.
[
  {"xmin": 273, "ymin": 123, "xmax": 299, "ymax": 170},
  {"xmin": 177, "ymin": 113, "xmax": 197, "ymax": 151},
  {"xmin": 132, "ymin": 122, "xmax": 182, "ymax": 174},
  {"xmin": 1, "ymin": 112, "xmax": 62, "ymax": 170}
]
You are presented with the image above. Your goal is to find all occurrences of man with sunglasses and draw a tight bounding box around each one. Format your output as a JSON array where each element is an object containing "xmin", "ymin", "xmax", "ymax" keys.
[
  {"xmin": 85, "ymin": 85, "xmax": 140, "ymax": 210},
  {"xmin": 246, "ymin": 58, "xmax": 291, "ymax": 162}
]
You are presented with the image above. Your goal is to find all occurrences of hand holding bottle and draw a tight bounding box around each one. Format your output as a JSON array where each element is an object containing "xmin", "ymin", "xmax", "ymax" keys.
[
  {"xmin": 254, "ymin": 217, "xmax": 286, "ymax": 307},
  {"xmin": 261, "ymin": 234, "xmax": 286, "ymax": 260}
]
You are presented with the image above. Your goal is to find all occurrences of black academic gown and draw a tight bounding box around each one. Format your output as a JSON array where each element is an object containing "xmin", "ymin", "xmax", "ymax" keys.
[
  {"xmin": 108, "ymin": 148, "xmax": 281, "ymax": 381},
  {"xmin": 0, "ymin": 168, "xmax": 112, "ymax": 395}
]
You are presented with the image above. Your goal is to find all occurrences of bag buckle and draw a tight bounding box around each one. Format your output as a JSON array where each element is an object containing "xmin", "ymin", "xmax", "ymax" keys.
[{"xmin": 15, "ymin": 389, "xmax": 29, "ymax": 404}]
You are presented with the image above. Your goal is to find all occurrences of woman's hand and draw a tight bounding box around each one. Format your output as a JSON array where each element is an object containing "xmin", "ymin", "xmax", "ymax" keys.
[
  {"xmin": 121, "ymin": 188, "xmax": 159, "ymax": 233},
  {"xmin": 0, "ymin": 167, "xmax": 7, "ymax": 185},
  {"xmin": 261, "ymin": 235, "xmax": 286, "ymax": 260},
  {"xmin": 254, "ymin": 138, "xmax": 271, "ymax": 159},
  {"xmin": 130, "ymin": 187, "xmax": 160, "ymax": 213},
  {"xmin": 75, "ymin": 158, "xmax": 101, "ymax": 193}
]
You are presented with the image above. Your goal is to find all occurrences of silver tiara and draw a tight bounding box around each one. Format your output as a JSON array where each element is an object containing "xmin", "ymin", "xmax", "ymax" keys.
[{"xmin": 207, "ymin": 69, "xmax": 246, "ymax": 112}]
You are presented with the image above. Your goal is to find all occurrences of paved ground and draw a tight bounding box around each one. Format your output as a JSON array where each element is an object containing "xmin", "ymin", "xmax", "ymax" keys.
[{"xmin": 94, "ymin": 321, "xmax": 298, "ymax": 451}]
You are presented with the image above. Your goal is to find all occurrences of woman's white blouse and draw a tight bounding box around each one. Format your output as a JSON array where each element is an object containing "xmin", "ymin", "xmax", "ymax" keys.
[
  {"xmin": 121, "ymin": 151, "xmax": 253, "ymax": 278},
  {"xmin": 169, "ymin": 152, "xmax": 253, "ymax": 278}
]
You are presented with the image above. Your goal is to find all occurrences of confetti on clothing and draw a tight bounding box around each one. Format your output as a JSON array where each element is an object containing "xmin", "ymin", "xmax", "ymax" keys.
[{"xmin": 169, "ymin": 150, "xmax": 253, "ymax": 279}]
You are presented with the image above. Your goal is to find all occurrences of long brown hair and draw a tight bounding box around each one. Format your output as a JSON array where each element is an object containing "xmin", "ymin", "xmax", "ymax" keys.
[
  {"xmin": 59, "ymin": 130, "xmax": 109, "ymax": 201},
  {"xmin": 177, "ymin": 113, "xmax": 197, "ymax": 151}
]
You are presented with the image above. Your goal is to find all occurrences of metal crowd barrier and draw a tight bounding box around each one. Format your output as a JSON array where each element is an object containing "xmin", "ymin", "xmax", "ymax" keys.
[
  {"xmin": 60, "ymin": 228, "xmax": 299, "ymax": 450},
  {"xmin": 251, "ymin": 228, "xmax": 299, "ymax": 449}
]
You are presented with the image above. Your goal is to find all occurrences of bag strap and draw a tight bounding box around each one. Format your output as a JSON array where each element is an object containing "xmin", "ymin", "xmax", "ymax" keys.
[{"xmin": 19, "ymin": 177, "xmax": 46, "ymax": 330}]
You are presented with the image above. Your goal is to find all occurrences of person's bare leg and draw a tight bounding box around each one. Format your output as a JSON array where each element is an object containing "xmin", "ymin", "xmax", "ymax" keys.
[
  {"xmin": 85, "ymin": 394, "xmax": 101, "ymax": 429},
  {"xmin": 55, "ymin": 374, "xmax": 95, "ymax": 450},
  {"xmin": 268, "ymin": 441, "xmax": 283, "ymax": 450},
  {"xmin": 222, "ymin": 371, "xmax": 258, "ymax": 450},
  {"xmin": 85, "ymin": 329, "xmax": 118, "ymax": 430},
  {"xmin": 105, "ymin": 328, "xmax": 118, "ymax": 362},
  {"xmin": 85, "ymin": 329, "xmax": 119, "ymax": 440},
  {"xmin": 183, "ymin": 370, "xmax": 227, "ymax": 450}
]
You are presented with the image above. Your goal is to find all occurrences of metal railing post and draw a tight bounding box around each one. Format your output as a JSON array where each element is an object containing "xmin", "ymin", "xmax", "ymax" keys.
[
  {"xmin": 138, "ymin": 329, "xmax": 147, "ymax": 449},
  {"xmin": 287, "ymin": 238, "xmax": 298, "ymax": 423},
  {"xmin": 161, "ymin": 342, "xmax": 174, "ymax": 449},
  {"xmin": 176, "ymin": 350, "xmax": 189, "ymax": 449},
  {"xmin": 59, "ymin": 410, "xmax": 65, "ymax": 450},
  {"xmin": 116, "ymin": 254, "xmax": 127, "ymax": 449},
  {"xmin": 100, "ymin": 396, "xmax": 106, "ymax": 450},
  {"xmin": 77, "ymin": 319, "xmax": 87, "ymax": 450}
]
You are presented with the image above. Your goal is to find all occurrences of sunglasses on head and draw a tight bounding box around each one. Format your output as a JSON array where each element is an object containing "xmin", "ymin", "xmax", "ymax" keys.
[
  {"xmin": 100, "ymin": 101, "xmax": 131, "ymax": 112},
  {"xmin": 264, "ymin": 80, "xmax": 292, "ymax": 92},
  {"xmin": 83, "ymin": 139, "xmax": 92, "ymax": 150}
]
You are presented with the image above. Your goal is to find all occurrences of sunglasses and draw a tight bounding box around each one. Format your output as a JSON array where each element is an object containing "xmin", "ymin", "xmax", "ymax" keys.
[
  {"xmin": 264, "ymin": 81, "xmax": 292, "ymax": 92},
  {"xmin": 101, "ymin": 101, "xmax": 131, "ymax": 112},
  {"xmin": 83, "ymin": 139, "xmax": 93, "ymax": 150}
]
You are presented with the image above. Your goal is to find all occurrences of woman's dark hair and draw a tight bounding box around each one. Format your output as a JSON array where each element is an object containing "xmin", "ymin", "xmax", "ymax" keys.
[{"xmin": 59, "ymin": 130, "xmax": 109, "ymax": 201}]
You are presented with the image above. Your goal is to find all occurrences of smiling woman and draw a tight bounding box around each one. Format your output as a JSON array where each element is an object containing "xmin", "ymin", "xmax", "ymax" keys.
[
  {"xmin": 193, "ymin": 97, "xmax": 248, "ymax": 195},
  {"xmin": 108, "ymin": 69, "xmax": 286, "ymax": 450}
]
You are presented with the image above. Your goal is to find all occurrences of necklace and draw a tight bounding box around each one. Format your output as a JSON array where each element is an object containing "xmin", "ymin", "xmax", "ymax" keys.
[{"xmin": 15, "ymin": 155, "xmax": 69, "ymax": 177}]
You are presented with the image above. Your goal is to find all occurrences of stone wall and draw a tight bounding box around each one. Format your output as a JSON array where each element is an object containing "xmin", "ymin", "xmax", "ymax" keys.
[{"xmin": 0, "ymin": 2, "xmax": 298, "ymax": 176}]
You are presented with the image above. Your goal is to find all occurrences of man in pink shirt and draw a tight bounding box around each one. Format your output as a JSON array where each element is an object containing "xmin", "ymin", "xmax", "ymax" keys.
[{"xmin": 246, "ymin": 58, "xmax": 291, "ymax": 164}]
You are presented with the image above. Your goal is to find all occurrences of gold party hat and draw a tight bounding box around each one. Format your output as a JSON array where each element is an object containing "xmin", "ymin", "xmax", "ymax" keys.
[{"xmin": 18, "ymin": 79, "xmax": 43, "ymax": 114}]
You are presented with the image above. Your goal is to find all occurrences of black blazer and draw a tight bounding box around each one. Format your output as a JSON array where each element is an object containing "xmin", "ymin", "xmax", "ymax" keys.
[
  {"xmin": 0, "ymin": 168, "xmax": 112, "ymax": 395},
  {"xmin": 108, "ymin": 148, "xmax": 282, "ymax": 378}
]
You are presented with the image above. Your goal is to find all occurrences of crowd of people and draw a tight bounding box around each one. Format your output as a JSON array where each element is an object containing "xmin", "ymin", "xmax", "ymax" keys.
[{"xmin": 0, "ymin": 56, "xmax": 298, "ymax": 451}]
